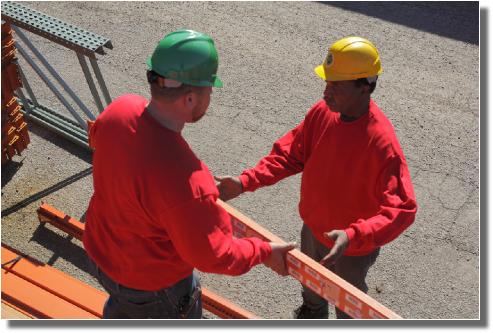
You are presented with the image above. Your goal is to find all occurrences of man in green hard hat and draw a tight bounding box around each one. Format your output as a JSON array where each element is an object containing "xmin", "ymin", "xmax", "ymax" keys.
[{"xmin": 83, "ymin": 29, "xmax": 295, "ymax": 319}]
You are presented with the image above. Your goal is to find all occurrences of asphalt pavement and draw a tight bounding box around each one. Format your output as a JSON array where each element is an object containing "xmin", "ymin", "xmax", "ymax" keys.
[{"xmin": 1, "ymin": 1, "xmax": 479, "ymax": 320}]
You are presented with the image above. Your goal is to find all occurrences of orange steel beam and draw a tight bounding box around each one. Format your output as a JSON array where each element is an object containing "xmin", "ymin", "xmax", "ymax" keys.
[
  {"xmin": 36, "ymin": 203, "xmax": 257, "ymax": 319},
  {"xmin": 201, "ymin": 288, "xmax": 258, "ymax": 319},
  {"xmin": 2, "ymin": 271, "xmax": 98, "ymax": 319},
  {"xmin": 2, "ymin": 301, "xmax": 34, "ymax": 319},
  {"xmin": 217, "ymin": 199, "xmax": 402, "ymax": 319},
  {"xmin": 2, "ymin": 244, "xmax": 105, "ymax": 318},
  {"xmin": 37, "ymin": 204, "xmax": 84, "ymax": 240}
]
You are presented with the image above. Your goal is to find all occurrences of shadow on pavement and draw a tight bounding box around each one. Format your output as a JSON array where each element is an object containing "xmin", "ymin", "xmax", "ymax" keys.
[
  {"xmin": 27, "ymin": 120, "xmax": 93, "ymax": 165},
  {"xmin": 29, "ymin": 223, "xmax": 92, "ymax": 275},
  {"xmin": 1, "ymin": 160, "xmax": 24, "ymax": 189},
  {"xmin": 1, "ymin": 166, "xmax": 92, "ymax": 218},
  {"xmin": 321, "ymin": 1, "xmax": 479, "ymax": 45}
]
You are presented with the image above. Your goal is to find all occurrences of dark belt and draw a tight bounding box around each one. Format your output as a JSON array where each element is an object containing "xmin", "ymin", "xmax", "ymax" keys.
[{"xmin": 95, "ymin": 262, "xmax": 201, "ymax": 318}]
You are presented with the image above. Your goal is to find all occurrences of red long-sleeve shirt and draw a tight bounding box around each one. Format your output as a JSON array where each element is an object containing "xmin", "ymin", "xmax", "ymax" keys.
[
  {"xmin": 83, "ymin": 94, "xmax": 271, "ymax": 291},
  {"xmin": 240, "ymin": 99, "xmax": 417, "ymax": 256}
]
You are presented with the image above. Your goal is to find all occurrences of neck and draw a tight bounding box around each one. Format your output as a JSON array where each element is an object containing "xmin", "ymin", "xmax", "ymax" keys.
[
  {"xmin": 146, "ymin": 99, "xmax": 185, "ymax": 132},
  {"xmin": 340, "ymin": 98, "xmax": 370, "ymax": 122}
]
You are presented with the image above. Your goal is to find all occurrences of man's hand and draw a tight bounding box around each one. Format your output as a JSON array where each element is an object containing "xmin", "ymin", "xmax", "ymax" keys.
[
  {"xmin": 263, "ymin": 242, "xmax": 297, "ymax": 276},
  {"xmin": 214, "ymin": 175, "xmax": 243, "ymax": 201},
  {"xmin": 320, "ymin": 230, "xmax": 349, "ymax": 266}
]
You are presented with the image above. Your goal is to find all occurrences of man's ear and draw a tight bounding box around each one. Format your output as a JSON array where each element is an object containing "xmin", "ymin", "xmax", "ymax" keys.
[
  {"xmin": 361, "ymin": 83, "xmax": 371, "ymax": 95},
  {"xmin": 184, "ymin": 90, "xmax": 196, "ymax": 109},
  {"xmin": 156, "ymin": 76, "xmax": 166, "ymax": 89}
]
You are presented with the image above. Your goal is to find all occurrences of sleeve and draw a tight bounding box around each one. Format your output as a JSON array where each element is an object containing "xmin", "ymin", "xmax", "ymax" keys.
[
  {"xmin": 163, "ymin": 195, "xmax": 272, "ymax": 276},
  {"xmin": 343, "ymin": 155, "xmax": 417, "ymax": 253},
  {"xmin": 239, "ymin": 120, "xmax": 306, "ymax": 192}
]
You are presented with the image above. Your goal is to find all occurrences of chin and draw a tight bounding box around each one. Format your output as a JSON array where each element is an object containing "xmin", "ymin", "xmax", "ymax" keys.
[
  {"xmin": 192, "ymin": 114, "xmax": 205, "ymax": 122},
  {"xmin": 324, "ymin": 100, "xmax": 339, "ymax": 113}
]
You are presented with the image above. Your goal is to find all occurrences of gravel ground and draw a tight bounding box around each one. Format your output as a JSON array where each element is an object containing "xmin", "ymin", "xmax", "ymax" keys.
[{"xmin": 1, "ymin": 1, "xmax": 479, "ymax": 321}]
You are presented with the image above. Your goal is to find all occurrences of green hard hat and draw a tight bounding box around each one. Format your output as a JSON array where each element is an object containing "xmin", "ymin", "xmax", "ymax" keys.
[{"xmin": 146, "ymin": 29, "xmax": 223, "ymax": 88}]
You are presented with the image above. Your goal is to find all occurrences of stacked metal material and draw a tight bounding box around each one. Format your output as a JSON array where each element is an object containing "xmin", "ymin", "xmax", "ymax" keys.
[{"xmin": 2, "ymin": 21, "xmax": 30, "ymax": 165}]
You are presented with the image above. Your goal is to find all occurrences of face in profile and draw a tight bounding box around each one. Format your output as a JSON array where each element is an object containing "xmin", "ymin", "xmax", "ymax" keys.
[
  {"xmin": 191, "ymin": 87, "xmax": 212, "ymax": 122},
  {"xmin": 323, "ymin": 80, "xmax": 366, "ymax": 115}
]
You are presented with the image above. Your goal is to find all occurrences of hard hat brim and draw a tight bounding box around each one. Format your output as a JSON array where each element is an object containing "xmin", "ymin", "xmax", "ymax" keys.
[
  {"xmin": 314, "ymin": 65, "xmax": 326, "ymax": 81},
  {"xmin": 212, "ymin": 76, "xmax": 223, "ymax": 88},
  {"xmin": 314, "ymin": 64, "xmax": 382, "ymax": 82},
  {"xmin": 146, "ymin": 56, "xmax": 223, "ymax": 88},
  {"xmin": 146, "ymin": 56, "xmax": 153, "ymax": 71}
]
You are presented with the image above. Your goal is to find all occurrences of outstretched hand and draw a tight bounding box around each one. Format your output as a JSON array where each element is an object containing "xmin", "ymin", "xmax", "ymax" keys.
[
  {"xmin": 320, "ymin": 230, "xmax": 349, "ymax": 266},
  {"xmin": 214, "ymin": 175, "xmax": 243, "ymax": 201}
]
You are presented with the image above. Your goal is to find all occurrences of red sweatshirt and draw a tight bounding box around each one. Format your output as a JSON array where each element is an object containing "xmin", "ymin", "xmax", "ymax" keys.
[
  {"xmin": 83, "ymin": 94, "xmax": 271, "ymax": 291},
  {"xmin": 240, "ymin": 99, "xmax": 417, "ymax": 256}
]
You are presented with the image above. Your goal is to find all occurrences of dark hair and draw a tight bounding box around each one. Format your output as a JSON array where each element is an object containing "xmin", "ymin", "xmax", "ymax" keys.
[
  {"xmin": 147, "ymin": 70, "xmax": 203, "ymax": 100},
  {"xmin": 354, "ymin": 77, "xmax": 377, "ymax": 94}
]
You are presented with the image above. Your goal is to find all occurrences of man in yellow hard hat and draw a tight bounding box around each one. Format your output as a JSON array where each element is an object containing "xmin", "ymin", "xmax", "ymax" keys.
[
  {"xmin": 215, "ymin": 36, "xmax": 417, "ymax": 319},
  {"xmin": 83, "ymin": 29, "xmax": 295, "ymax": 319}
]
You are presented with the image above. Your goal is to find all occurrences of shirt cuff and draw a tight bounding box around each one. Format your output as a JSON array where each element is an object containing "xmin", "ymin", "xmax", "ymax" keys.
[
  {"xmin": 239, "ymin": 173, "xmax": 253, "ymax": 192},
  {"xmin": 344, "ymin": 227, "xmax": 356, "ymax": 244},
  {"xmin": 258, "ymin": 240, "xmax": 272, "ymax": 262}
]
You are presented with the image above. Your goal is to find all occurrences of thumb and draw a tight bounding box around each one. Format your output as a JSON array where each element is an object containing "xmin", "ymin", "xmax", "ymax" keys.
[
  {"xmin": 324, "ymin": 231, "xmax": 338, "ymax": 241},
  {"xmin": 214, "ymin": 175, "xmax": 225, "ymax": 182},
  {"xmin": 281, "ymin": 242, "xmax": 297, "ymax": 252}
]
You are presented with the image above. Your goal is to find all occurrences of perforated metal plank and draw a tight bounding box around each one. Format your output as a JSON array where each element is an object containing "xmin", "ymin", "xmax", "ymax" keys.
[{"xmin": 1, "ymin": 1, "xmax": 112, "ymax": 58}]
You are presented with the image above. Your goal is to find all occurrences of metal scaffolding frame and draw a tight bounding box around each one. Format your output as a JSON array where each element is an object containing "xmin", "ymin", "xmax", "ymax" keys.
[{"xmin": 1, "ymin": 1, "xmax": 113, "ymax": 149}]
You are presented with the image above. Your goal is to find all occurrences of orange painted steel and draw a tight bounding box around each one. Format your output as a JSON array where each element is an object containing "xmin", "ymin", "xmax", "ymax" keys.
[
  {"xmin": 201, "ymin": 288, "xmax": 258, "ymax": 319},
  {"xmin": 2, "ymin": 244, "xmax": 105, "ymax": 318},
  {"xmin": 2, "ymin": 301, "xmax": 34, "ymax": 319},
  {"xmin": 37, "ymin": 201, "xmax": 401, "ymax": 319},
  {"xmin": 1, "ymin": 246, "xmax": 101, "ymax": 319},
  {"xmin": 36, "ymin": 203, "xmax": 257, "ymax": 319},
  {"xmin": 2, "ymin": 271, "xmax": 99, "ymax": 319},
  {"xmin": 1, "ymin": 20, "xmax": 30, "ymax": 165},
  {"xmin": 217, "ymin": 199, "xmax": 402, "ymax": 319},
  {"xmin": 38, "ymin": 204, "xmax": 85, "ymax": 240},
  {"xmin": 87, "ymin": 120, "xmax": 95, "ymax": 149}
]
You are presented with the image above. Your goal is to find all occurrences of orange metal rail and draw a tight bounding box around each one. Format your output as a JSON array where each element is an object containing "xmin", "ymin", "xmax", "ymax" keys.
[
  {"xmin": 36, "ymin": 203, "xmax": 257, "ymax": 319},
  {"xmin": 2, "ymin": 301, "xmax": 33, "ymax": 319},
  {"xmin": 2, "ymin": 244, "xmax": 102, "ymax": 319},
  {"xmin": 36, "ymin": 201, "xmax": 400, "ymax": 319},
  {"xmin": 217, "ymin": 199, "xmax": 401, "ymax": 319}
]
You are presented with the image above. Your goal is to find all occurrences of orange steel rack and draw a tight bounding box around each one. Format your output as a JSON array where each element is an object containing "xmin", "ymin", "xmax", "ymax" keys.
[
  {"xmin": 36, "ymin": 201, "xmax": 401, "ymax": 319},
  {"xmin": 2, "ymin": 244, "xmax": 104, "ymax": 319},
  {"xmin": 1, "ymin": 21, "xmax": 30, "ymax": 165}
]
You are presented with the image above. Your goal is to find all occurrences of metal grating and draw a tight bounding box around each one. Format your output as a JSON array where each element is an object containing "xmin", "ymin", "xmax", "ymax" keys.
[{"xmin": 1, "ymin": 1, "xmax": 112, "ymax": 58}]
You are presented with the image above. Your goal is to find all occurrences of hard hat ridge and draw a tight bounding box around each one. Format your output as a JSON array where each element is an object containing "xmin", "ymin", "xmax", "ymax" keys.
[
  {"xmin": 314, "ymin": 36, "xmax": 382, "ymax": 82},
  {"xmin": 146, "ymin": 29, "xmax": 223, "ymax": 88}
]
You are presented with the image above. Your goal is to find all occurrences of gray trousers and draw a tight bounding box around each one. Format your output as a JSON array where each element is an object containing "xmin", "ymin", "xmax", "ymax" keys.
[
  {"xmin": 301, "ymin": 224, "xmax": 380, "ymax": 319},
  {"xmin": 88, "ymin": 258, "xmax": 202, "ymax": 319}
]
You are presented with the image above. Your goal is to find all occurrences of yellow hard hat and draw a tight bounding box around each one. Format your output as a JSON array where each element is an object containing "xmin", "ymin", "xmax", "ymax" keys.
[{"xmin": 314, "ymin": 36, "xmax": 383, "ymax": 81}]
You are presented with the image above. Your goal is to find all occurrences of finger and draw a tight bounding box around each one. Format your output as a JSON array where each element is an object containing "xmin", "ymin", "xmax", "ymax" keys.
[
  {"xmin": 320, "ymin": 247, "xmax": 339, "ymax": 266},
  {"xmin": 213, "ymin": 175, "xmax": 226, "ymax": 182}
]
